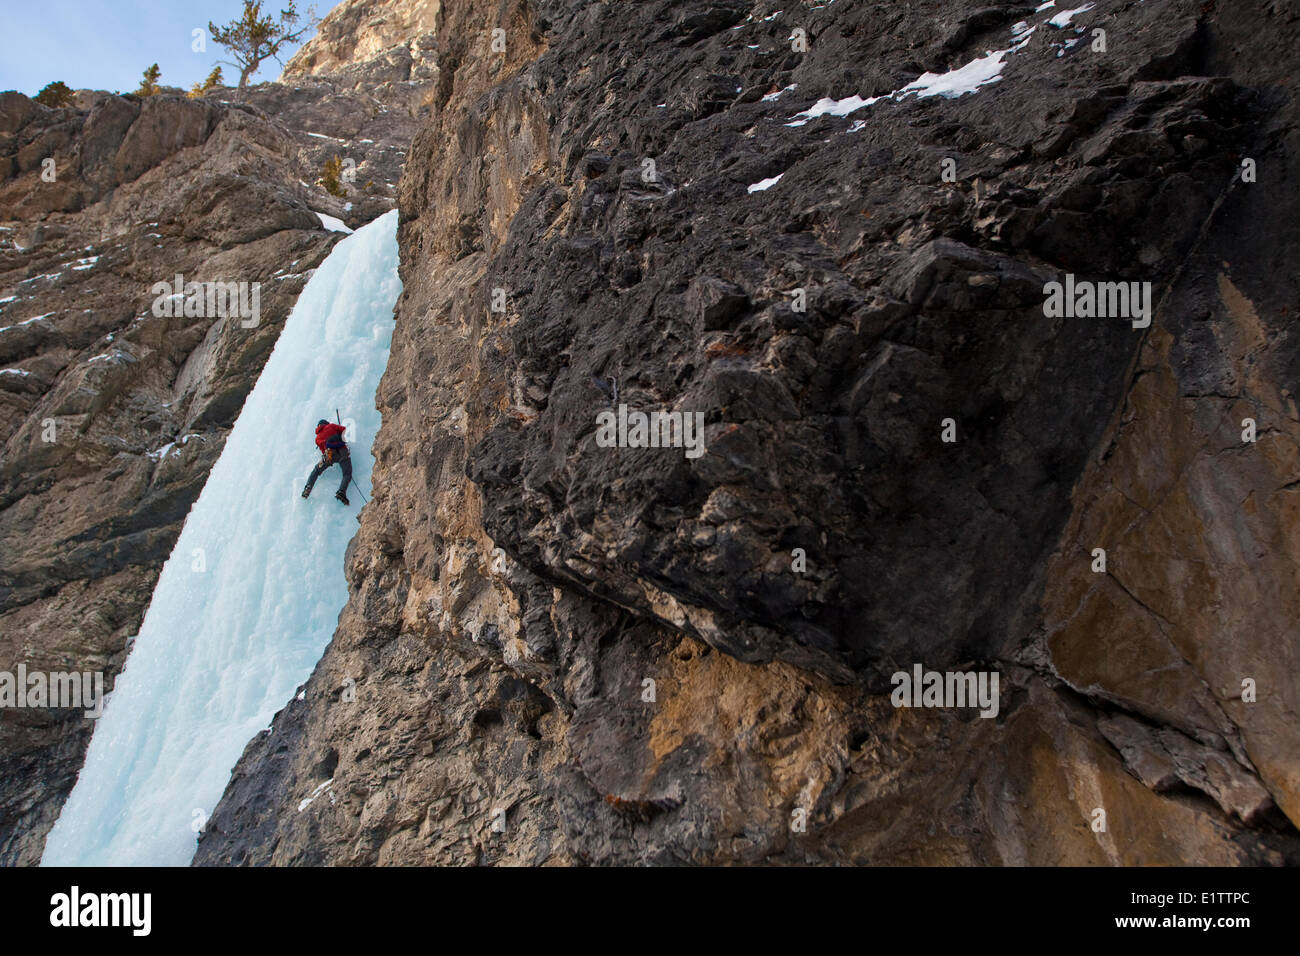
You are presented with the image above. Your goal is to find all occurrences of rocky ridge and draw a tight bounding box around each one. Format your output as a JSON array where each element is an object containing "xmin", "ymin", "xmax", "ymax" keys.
[{"xmin": 0, "ymin": 16, "xmax": 436, "ymax": 864}]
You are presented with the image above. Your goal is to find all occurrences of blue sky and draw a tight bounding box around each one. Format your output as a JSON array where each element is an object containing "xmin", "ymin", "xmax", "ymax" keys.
[{"xmin": 0, "ymin": 1, "xmax": 330, "ymax": 96}]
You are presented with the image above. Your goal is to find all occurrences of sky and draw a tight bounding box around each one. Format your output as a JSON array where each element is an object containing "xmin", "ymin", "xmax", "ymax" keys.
[{"xmin": 0, "ymin": 1, "xmax": 332, "ymax": 96}]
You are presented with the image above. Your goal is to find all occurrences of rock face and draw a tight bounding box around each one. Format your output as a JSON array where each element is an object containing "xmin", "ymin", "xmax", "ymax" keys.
[
  {"xmin": 284, "ymin": 0, "xmax": 441, "ymax": 85},
  {"xmin": 0, "ymin": 16, "xmax": 435, "ymax": 864},
  {"xmin": 194, "ymin": 0, "xmax": 1300, "ymax": 866}
]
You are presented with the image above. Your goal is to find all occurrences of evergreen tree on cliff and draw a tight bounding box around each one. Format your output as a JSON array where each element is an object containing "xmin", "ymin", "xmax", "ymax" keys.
[
  {"xmin": 35, "ymin": 81, "xmax": 74, "ymax": 108},
  {"xmin": 188, "ymin": 66, "xmax": 225, "ymax": 99},
  {"xmin": 134, "ymin": 64, "xmax": 161, "ymax": 97},
  {"xmin": 210, "ymin": 1, "xmax": 314, "ymax": 89}
]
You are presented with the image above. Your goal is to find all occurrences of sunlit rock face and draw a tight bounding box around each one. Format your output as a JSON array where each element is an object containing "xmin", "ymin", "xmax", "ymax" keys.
[{"xmin": 284, "ymin": 0, "xmax": 442, "ymax": 81}]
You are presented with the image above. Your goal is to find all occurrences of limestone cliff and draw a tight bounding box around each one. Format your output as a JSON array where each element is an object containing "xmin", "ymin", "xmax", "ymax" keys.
[
  {"xmin": 284, "ymin": 0, "xmax": 441, "ymax": 82},
  {"xmin": 0, "ymin": 18, "xmax": 434, "ymax": 863},
  {"xmin": 192, "ymin": 0, "xmax": 1300, "ymax": 865}
]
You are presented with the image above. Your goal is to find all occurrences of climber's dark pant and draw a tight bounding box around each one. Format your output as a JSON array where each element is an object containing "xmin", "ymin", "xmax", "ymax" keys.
[{"xmin": 305, "ymin": 448, "xmax": 351, "ymax": 496}]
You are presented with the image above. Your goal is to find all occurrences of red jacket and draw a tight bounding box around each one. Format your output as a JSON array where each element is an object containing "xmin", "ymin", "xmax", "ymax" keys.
[{"xmin": 315, "ymin": 422, "xmax": 347, "ymax": 454}]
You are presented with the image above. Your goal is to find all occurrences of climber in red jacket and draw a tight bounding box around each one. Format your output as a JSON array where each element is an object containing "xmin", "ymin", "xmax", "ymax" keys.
[{"xmin": 302, "ymin": 419, "xmax": 352, "ymax": 504}]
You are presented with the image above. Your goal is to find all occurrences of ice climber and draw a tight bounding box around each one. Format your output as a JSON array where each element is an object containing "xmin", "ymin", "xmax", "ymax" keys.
[{"xmin": 303, "ymin": 419, "xmax": 351, "ymax": 505}]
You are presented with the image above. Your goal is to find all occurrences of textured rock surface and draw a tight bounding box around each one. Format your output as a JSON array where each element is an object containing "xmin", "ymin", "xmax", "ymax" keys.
[
  {"xmin": 0, "ymin": 14, "xmax": 435, "ymax": 864},
  {"xmin": 195, "ymin": 0, "xmax": 1300, "ymax": 865},
  {"xmin": 284, "ymin": 0, "xmax": 442, "ymax": 81}
]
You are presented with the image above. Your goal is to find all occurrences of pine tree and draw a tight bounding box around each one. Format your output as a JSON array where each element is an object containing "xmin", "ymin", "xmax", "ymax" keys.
[
  {"xmin": 188, "ymin": 66, "xmax": 225, "ymax": 98},
  {"xmin": 35, "ymin": 81, "xmax": 74, "ymax": 108},
  {"xmin": 319, "ymin": 155, "xmax": 346, "ymax": 198},
  {"xmin": 210, "ymin": 2, "xmax": 314, "ymax": 89},
  {"xmin": 135, "ymin": 64, "xmax": 162, "ymax": 97}
]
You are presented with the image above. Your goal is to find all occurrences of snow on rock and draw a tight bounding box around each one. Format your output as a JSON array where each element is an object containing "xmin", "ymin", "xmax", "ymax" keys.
[
  {"xmin": 297, "ymin": 778, "xmax": 334, "ymax": 812},
  {"xmin": 147, "ymin": 434, "xmax": 206, "ymax": 461},
  {"xmin": 787, "ymin": 93, "xmax": 883, "ymax": 126},
  {"xmin": 786, "ymin": 19, "xmax": 1040, "ymax": 128},
  {"xmin": 315, "ymin": 212, "xmax": 354, "ymax": 234},
  {"xmin": 748, "ymin": 173, "xmax": 785, "ymax": 193},
  {"xmin": 898, "ymin": 47, "xmax": 1011, "ymax": 99},
  {"xmin": 0, "ymin": 314, "xmax": 53, "ymax": 333},
  {"xmin": 41, "ymin": 210, "xmax": 401, "ymax": 867},
  {"xmin": 85, "ymin": 351, "xmax": 126, "ymax": 365},
  {"xmin": 1048, "ymin": 4, "xmax": 1094, "ymax": 28},
  {"xmin": 786, "ymin": 48, "xmax": 1005, "ymax": 126}
]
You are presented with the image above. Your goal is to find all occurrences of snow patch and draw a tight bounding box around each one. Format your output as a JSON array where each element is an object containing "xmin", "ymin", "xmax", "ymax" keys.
[
  {"xmin": 297, "ymin": 778, "xmax": 334, "ymax": 812},
  {"xmin": 315, "ymin": 212, "xmax": 354, "ymax": 234},
  {"xmin": 1048, "ymin": 4, "xmax": 1093, "ymax": 27},
  {"xmin": 747, "ymin": 173, "xmax": 785, "ymax": 193},
  {"xmin": 0, "ymin": 313, "xmax": 54, "ymax": 333},
  {"xmin": 899, "ymin": 47, "xmax": 1010, "ymax": 99},
  {"xmin": 787, "ymin": 93, "xmax": 883, "ymax": 126},
  {"xmin": 148, "ymin": 434, "xmax": 205, "ymax": 461},
  {"xmin": 786, "ymin": 21, "xmax": 1038, "ymax": 128}
]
